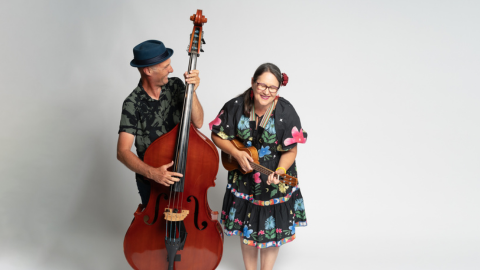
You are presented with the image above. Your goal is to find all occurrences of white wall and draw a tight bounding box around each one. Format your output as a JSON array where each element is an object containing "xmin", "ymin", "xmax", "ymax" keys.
[{"xmin": 1, "ymin": 0, "xmax": 479, "ymax": 269}]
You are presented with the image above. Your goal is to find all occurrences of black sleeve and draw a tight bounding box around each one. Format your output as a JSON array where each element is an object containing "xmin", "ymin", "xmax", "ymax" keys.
[{"xmin": 209, "ymin": 97, "xmax": 243, "ymax": 140}]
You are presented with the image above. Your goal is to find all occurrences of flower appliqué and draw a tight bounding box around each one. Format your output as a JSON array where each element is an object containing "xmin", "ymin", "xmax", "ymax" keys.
[
  {"xmin": 217, "ymin": 131, "xmax": 229, "ymax": 139},
  {"xmin": 265, "ymin": 118, "xmax": 276, "ymax": 134},
  {"xmin": 258, "ymin": 146, "xmax": 271, "ymax": 158},
  {"xmin": 278, "ymin": 182, "xmax": 287, "ymax": 194},
  {"xmin": 243, "ymin": 225, "xmax": 253, "ymax": 238},
  {"xmin": 265, "ymin": 216, "xmax": 276, "ymax": 230},
  {"xmin": 253, "ymin": 172, "xmax": 261, "ymax": 184},
  {"xmin": 289, "ymin": 222, "xmax": 296, "ymax": 234},
  {"xmin": 294, "ymin": 199, "xmax": 305, "ymax": 211},
  {"xmin": 209, "ymin": 110, "xmax": 223, "ymax": 130},
  {"xmin": 284, "ymin": 126, "xmax": 307, "ymax": 146},
  {"xmin": 237, "ymin": 115, "xmax": 250, "ymax": 130},
  {"xmin": 229, "ymin": 207, "xmax": 236, "ymax": 221}
]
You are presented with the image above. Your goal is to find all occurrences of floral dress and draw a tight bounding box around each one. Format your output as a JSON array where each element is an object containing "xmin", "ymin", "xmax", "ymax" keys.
[{"xmin": 209, "ymin": 95, "xmax": 308, "ymax": 249}]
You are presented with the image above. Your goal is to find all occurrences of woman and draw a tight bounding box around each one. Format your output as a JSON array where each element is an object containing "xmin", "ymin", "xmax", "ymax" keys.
[{"xmin": 209, "ymin": 63, "xmax": 308, "ymax": 270}]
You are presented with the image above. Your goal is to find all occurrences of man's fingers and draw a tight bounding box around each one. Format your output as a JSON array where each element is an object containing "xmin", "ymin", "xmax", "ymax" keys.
[
  {"xmin": 170, "ymin": 172, "xmax": 183, "ymax": 178},
  {"xmin": 164, "ymin": 161, "xmax": 175, "ymax": 169}
]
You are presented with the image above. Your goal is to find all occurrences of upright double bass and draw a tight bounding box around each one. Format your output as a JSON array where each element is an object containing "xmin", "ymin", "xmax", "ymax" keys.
[{"xmin": 124, "ymin": 10, "xmax": 223, "ymax": 270}]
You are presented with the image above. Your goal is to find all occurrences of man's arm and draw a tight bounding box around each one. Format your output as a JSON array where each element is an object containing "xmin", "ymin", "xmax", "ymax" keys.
[
  {"xmin": 184, "ymin": 70, "xmax": 204, "ymax": 128},
  {"xmin": 191, "ymin": 92, "xmax": 204, "ymax": 128},
  {"xmin": 116, "ymin": 132, "xmax": 182, "ymax": 186}
]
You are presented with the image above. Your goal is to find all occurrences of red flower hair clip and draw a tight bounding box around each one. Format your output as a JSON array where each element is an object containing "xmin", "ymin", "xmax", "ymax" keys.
[{"xmin": 281, "ymin": 73, "xmax": 289, "ymax": 86}]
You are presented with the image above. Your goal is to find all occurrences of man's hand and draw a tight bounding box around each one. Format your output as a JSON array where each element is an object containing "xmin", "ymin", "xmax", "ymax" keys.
[
  {"xmin": 184, "ymin": 70, "xmax": 200, "ymax": 92},
  {"xmin": 149, "ymin": 161, "xmax": 183, "ymax": 186}
]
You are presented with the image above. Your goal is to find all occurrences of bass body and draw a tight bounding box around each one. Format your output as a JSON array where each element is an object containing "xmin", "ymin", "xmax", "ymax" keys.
[{"xmin": 124, "ymin": 124, "xmax": 223, "ymax": 270}]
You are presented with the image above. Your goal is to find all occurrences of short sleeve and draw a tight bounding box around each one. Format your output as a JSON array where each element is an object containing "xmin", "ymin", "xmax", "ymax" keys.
[
  {"xmin": 209, "ymin": 97, "xmax": 242, "ymax": 140},
  {"xmin": 275, "ymin": 98, "xmax": 308, "ymax": 151},
  {"xmin": 118, "ymin": 97, "xmax": 138, "ymax": 135}
]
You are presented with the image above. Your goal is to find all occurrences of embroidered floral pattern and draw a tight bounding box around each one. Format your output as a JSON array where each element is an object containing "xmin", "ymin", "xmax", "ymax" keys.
[
  {"xmin": 265, "ymin": 118, "xmax": 276, "ymax": 134},
  {"xmin": 226, "ymin": 183, "xmax": 300, "ymax": 206},
  {"xmin": 265, "ymin": 216, "xmax": 276, "ymax": 230},
  {"xmin": 209, "ymin": 110, "xmax": 223, "ymax": 130},
  {"xmin": 289, "ymin": 222, "xmax": 296, "ymax": 234},
  {"xmin": 238, "ymin": 115, "xmax": 250, "ymax": 130},
  {"xmin": 253, "ymin": 172, "xmax": 261, "ymax": 184},
  {"xmin": 294, "ymin": 198, "xmax": 306, "ymax": 219},
  {"xmin": 258, "ymin": 146, "xmax": 271, "ymax": 158},
  {"xmin": 229, "ymin": 207, "xmax": 236, "ymax": 220},
  {"xmin": 243, "ymin": 225, "xmax": 253, "ymax": 238},
  {"xmin": 278, "ymin": 182, "xmax": 288, "ymax": 194},
  {"xmin": 294, "ymin": 199, "xmax": 304, "ymax": 211},
  {"xmin": 253, "ymin": 172, "xmax": 262, "ymax": 195},
  {"xmin": 284, "ymin": 126, "xmax": 307, "ymax": 146},
  {"xmin": 217, "ymin": 131, "xmax": 229, "ymax": 139}
]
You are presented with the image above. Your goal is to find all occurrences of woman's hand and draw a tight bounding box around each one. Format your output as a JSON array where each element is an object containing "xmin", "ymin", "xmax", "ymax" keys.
[
  {"xmin": 266, "ymin": 168, "xmax": 285, "ymax": 185},
  {"xmin": 232, "ymin": 150, "xmax": 254, "ymax": 172}
]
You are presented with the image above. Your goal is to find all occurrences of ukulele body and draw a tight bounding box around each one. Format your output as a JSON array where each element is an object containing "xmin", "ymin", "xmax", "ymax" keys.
[
  {"xmin": 220, "ymin": 139, "xmax": 298, "ymax": 186},
  {"xmin": 221, "ymin": 139, "xmax": 259, "ymax": 174}
]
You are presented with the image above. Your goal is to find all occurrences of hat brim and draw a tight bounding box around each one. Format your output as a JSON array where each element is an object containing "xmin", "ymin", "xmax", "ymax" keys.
[{"xmin": 130, "ymin": 48, "xmax": 174, "ymax": 68}]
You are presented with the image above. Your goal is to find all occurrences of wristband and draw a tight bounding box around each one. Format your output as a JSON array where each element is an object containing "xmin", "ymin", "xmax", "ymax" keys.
[{"xmin": 276, "ymin": 167, "xmax": 287, "ymax": 174}]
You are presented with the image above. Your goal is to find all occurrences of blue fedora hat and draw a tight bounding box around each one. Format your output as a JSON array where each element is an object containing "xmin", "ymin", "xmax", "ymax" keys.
[{"xmin": 130, "ymin": 40, "xmax": 174, "ymax": 68}]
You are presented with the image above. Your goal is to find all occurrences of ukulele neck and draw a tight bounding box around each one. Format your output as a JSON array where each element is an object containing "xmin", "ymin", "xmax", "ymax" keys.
[{"xmin": 249, "ymin": 162, "xmax": 273, "ymax": 176}]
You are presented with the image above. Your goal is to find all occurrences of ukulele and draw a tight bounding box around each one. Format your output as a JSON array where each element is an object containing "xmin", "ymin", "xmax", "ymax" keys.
[{"xmin": 221, "ymin": 138, "xmax": 298, "ymax": 186}]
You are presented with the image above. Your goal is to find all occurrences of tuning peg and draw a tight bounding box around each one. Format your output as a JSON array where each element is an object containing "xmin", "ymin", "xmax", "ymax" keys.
[
  {"xmin": 201, "ymin": 38, "xmax": 206, "ymax": 44},
  {"xmin": 200, "ymin": 48, "xmax": 204, "ymax": 52}
]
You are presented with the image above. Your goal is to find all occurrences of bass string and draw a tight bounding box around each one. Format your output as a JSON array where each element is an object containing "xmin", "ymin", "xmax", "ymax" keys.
[
  {"xmin": 167, "ymin": 166, "xmax": 175, "ymax": 241},
  {"xmin": 171, "ymin": 50, "xmax": 198, "ymax": 242}
]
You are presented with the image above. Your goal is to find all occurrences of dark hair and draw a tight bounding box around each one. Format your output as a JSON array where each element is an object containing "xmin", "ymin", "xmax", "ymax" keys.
[{"xmin": 241, "ymin": 63, "xmax": 282, "ymax": 117}]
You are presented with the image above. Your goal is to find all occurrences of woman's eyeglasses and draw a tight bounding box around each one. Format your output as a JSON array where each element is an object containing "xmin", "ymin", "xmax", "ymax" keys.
[{"xmin": 256, "ymin": 82, "xmax": 279, "ymax": 93}]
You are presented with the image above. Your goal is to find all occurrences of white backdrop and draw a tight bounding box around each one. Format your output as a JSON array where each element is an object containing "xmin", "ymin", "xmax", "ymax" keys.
[{"xmin": 1, "ymin": 0, "xmax": 479, "ymax": 269}]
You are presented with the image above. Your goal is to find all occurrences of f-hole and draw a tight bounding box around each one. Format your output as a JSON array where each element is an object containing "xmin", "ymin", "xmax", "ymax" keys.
[
  {"xmin": 144, "ymin": 193, "xmax": 168, "ymax": 225},
  {"xmin": 187, "ymin": 195, "xmax": 207, "ymax": 230}
]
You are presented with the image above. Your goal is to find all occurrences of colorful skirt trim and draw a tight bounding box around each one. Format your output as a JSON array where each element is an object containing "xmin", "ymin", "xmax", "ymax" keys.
[
  {"xmin": 227, "ymin": 183, "xmax": 300, "ymax": 206},
  {"xmin": 221, "ymin": 221, "xmax": 307, "ymax": 249}
]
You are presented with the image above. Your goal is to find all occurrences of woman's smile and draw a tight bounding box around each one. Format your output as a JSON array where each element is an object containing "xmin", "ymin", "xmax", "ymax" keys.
[{"xmin": 260, "ymin": 94, "xmax": 270, "ymax": 100}]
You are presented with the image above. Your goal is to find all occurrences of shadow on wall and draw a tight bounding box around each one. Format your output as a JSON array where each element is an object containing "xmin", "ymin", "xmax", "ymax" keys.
[{"xmin": 33, "ymin": 129, "xmax": 135, "ymax": 269}]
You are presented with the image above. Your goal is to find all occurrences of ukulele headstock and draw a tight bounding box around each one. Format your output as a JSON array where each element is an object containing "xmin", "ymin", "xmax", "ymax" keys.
[
  {"xmin": 187, "ymin": 10, "xmax": 207, "ymax": 56},
  {"xmin": 279, "ymin": 174, "xmax": 298, "ymax": 186}
]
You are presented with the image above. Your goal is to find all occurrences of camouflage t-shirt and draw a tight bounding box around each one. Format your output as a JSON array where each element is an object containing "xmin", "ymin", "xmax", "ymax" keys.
[{"xmin": 118, "ymin": 77, "xmax": 185, "ymax": 181}]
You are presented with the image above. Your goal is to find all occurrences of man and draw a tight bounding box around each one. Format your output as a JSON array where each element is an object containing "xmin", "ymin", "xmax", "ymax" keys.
[{"xmin": 117, "ymin": 40, "xmax": 204, "ymax": 206}]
